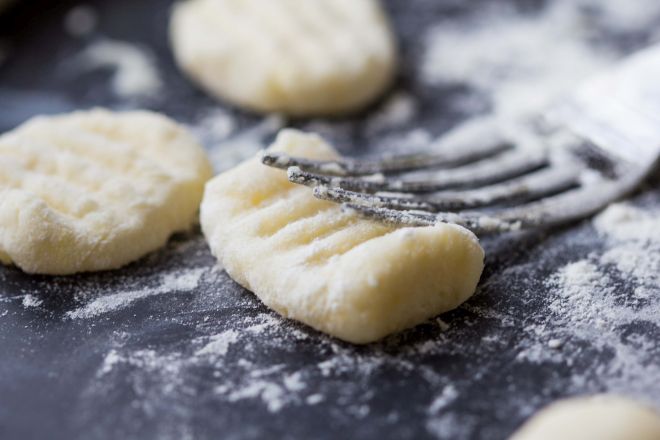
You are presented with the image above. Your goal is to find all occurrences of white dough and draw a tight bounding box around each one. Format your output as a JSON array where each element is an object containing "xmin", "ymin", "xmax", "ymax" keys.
[
  {"xmin": 510, "ymin": 395, "xmax": 660, "ymax": 440},
  {"xmin": 0, "ymin": 109, "xmax": 213, "ymax": 275},
  {"xmin": 200, "ymin": 129, "xmax": 484, "ymax": 344},
  {"xmin": 170, "ymin": 0, "xmax": 398, "ymax": 116}
]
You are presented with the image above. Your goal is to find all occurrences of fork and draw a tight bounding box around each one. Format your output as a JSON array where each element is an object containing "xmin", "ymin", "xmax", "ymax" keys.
[{"xmin": 261, "ymin": 44, "xmax": 660, "ymax": 235}]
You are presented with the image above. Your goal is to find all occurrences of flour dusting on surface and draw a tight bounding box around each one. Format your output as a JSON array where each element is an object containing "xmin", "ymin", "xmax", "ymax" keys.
[
  {"xmin": 75, "ymin": 1, "xmax": 660, "ymax": 436},
  {"xmin": 365, "ymin": 91, "xmax": 418, "ymax": 134},
  {"xmin": 594, "ymin": 202, "xmax": 659, "ymax": 243},
  {"xmin": 79, "ymin": 39, "xmax": 162, "ymax": 99},
  {"xmin": 66, "ymin": 267, "xmax": 207, "ymax": 319},
  {"xmin": 21, "ymin": 294, "xmax": 43, "ymax": 308},
  {"xmin": 204, "ymin": 114, "xmax": 286, "ymax": 172},
  {"xmin": 190, "ymin": 107, "xmax": 236, "ymax": 146},
  {"xmin": 422, "ymin": 1, "xmax": 617, "ymax": 120},
  {"xmin": 195, "ymin": 329, "xmax": 239, "ymax": 358},
  {"xmin": 1, "ymin": 1, "xmax": 659, "ymax": 439}
]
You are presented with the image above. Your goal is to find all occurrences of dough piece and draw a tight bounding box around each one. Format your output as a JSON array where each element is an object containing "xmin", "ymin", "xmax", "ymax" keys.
[
  {"xmin": 170, "ymin": 0, "xmax": 397, "ymax": 116},
  {"xmin": 510, "ymin": 395, "xmax": 660, "ymax": 440},
  {"xmin": 0, "ymin": 109, "xmax": 213, "ymax": 275},
  {"xmin": 200, "ymin": 130, "xmax": 484, "ymax": 344}
]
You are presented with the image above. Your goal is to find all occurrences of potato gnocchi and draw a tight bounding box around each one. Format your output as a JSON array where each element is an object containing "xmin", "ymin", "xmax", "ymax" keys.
[
  {"xmin": 200, "ymin": 130, "xmax": 484, "ymax": 344},
  {"xmin": 510, "ymin": 395, "xmax": 660, "ymax": 440},
  {"xmin": 0, "ymin": 109, "xmax": 213, "ymax": 275},
  {"xmin": 170, "ymin": 0, "xmax": 398, "ymax": 116}
]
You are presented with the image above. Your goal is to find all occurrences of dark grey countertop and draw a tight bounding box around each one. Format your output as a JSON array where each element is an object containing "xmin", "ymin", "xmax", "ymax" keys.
[{"xmin": 1, "ymin": 0, "xmax": 659, "ymax": 439}]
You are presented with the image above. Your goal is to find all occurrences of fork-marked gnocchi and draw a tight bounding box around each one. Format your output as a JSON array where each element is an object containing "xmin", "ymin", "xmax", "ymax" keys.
[
  {"xmin": 170, "ymin": 0, "xmax": 398, "ymax": 116},
  {"xmin": 0, "ymin": 109, "xmax": 213, "ymax": 275},
  {"xmin": 200, "ymin": 130, "xmax": 484, "ymax": 344}
]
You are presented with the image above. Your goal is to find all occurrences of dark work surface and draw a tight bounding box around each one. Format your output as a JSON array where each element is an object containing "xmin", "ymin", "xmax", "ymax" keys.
[{"xmin": 1, "ymin": 1, "xmax": 659, "ymax": 439}]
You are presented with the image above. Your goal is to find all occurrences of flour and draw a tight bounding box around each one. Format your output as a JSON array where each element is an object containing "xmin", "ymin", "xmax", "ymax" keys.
[
  {"xmin": 80, "ymin": 39, "xmax": 162, "ymax": 99},
  {"xmin": 365, "ymin": 91, "xmax": 418, "ymax": 135},
  {"xmin": 594, "ymin": 203, "xmax": 659, "ymax": 243},
  {"xmin": 204, "ymin": 114, "xmax": 285, "ymax": 172},
  {"xmin": 91, "ymin": 312, "xmax": 320, "ymax": 416},
  {"xmin": 2, "ymin": 1, "xmax": 658, "ymax": 439},
  {"xmin": 66, "ymin": 267, "xmax": 207, "ymax": 319},
  {"xmin": 428, "ymin": 385, "xmax": 459, "ymax": 414},
  {"xmin": 580, "ymin": 0, "xmax": 660, "ymax": 33},
  {"xmin": 378, "ymin": 128, "xmax": 434, "ymax": 155},
  {"xmin": 422, "ymin": 0, "xmax": 660, "ymax": 125},
  {"xmin": 21, "ymin": 294, "xmax": 42, "ymax": 308},
  {"xmin": 306, "ymin": 394, "xmax": 324, "ymax": 405},
  {"xmin": 508, "ymin": 200, "xmax": 660, "ymax": 385},
  {"xmin": 422, "ymin": 1, "xmax": 619, "ymax": 120},
  {"xmin": 546, "ymin": 261, "xmax": 616, "ymax": 324},
  {"xmin": 595, "ymin": 203, "xmax": 660, "ymax": 299},
  {"xmin": 190, "ymin": 108, "xmax": 236, "ymax": 145},
  {"xmin": 195, "ymin": 329, "xmax": 239, "ymax": 358}
]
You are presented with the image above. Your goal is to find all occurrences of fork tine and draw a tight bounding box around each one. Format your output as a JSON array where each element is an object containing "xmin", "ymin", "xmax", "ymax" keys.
[
  {"xmin": 313, "ymin": 164, "xmax": 580, "ymax": 211},
  {"xmin": 262, "ymin": 142, "xmax": 511, "ymax": 176},
  {"xmin": 487, "ymin": 174, "xmax": 641, "ymax": 229},
  {"xmin": 288, "ymin": 149, "xmax": 548, "ymax": 192},
  {"xmin": 262, "ymin": 118, "xmax": 511, "ymax": 176},
  {"xmin": 342, "ymin": 203, "xmax": 522, "ymax": 234},
  {"xmin": 345, "ymin": 174, "xmax": 639, "ymax": 234},
  {"xmin": 342, "ymin": 203, "xmax": 436, "ymax": 227}
]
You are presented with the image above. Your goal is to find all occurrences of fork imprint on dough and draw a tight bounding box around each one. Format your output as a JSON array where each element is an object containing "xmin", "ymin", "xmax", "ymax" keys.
[
  {"xmin": 170, "ymin": 0, "xmax": 397, "ymax": 116},
  {"xmin": 200, "ymin": 130, "xmax": 484, "ymax": 344},
  {"xmin": 0, "ymin": 109, "xmax": 213, "ymax": 275}
]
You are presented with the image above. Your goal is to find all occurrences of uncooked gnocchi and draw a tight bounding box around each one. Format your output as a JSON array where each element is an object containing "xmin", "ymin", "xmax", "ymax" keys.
[
  {"xmin": 510, "ymin": 395, "xmax": 660, "ymax": 440},
  {"xmin": 0, "ymin": 109, "xmax": 213, "ymax": 275},
  {"xmin": 170, "ymin": 0, "xmax": 398, "ymax": 116},
  {"xmin": 200, "ymin": 129, "xmax": 484, "ymax": 344}
]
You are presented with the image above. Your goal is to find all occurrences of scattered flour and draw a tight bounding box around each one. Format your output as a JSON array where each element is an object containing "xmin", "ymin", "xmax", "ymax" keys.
[
  {"xmin": 547, "ymin": 339, "xmax": 563, "ymax": 349},
  {"xmin": 546, "ymin": 261, "xmax": 616, "ymax": 325},
  {"xmin": 75, "ymin": 201, "xmax": 659, "ymax": 437},
  {"xmin": 416, "ymin": 1, "xmax": 660, "ymax": 436},
  {"xmin": 205, "ymin": 114, "xmax": 286, "ymax": 172},
  {"xmin": 195, "ymin": 329, "xmax": 239, "ymax": 358},
  {"xmin": 365, "ymin": 91, "xmax": 418, "ymax": 134},
  {"xmin": 505, "ymin": 200, "xmax": 660, "ymax": 388},
  {"xmin": 190, "ymin": 107, "xmax": 236, "ymax": 145},
  {"xmin": 306, "ymin": 394, "xmax": 324, "ymax": 405},
  {"xmin": 594, "ymin": 203, "xmax": 660, "ymax": 299},
  {"xmin": 66, "ymin": 267, "xmax": 207, "ymax": 319},
  {"xmin": 422, "ymin": 0, "xmax": 617, "ymax": 120},
  {"xmin": 21, "ymin": 294, "xmax": 43, "ymax": 308},
  {"xmin": 601, "ymin": 246, "xmax": 659, "ymax": 299},
  {"xmin": 98, "ymin": 349, "xmax": 124, "ymax": 376},
  {"xmin": 376, "ymin": 127, "xmax": 435, "ymax": 156},
  {"xmin": 2, "ymin": 1, "xmax": 657, "ymax": 439},
  {"xmin": 428, "ymin": 384, "xmax": 459, "ymax": 414},
  {"xmin": 91, "ymin": 313, "xmax": 322, "ymax": 416},
  {"xmin": 542, "ymin": 252, "xmax": 659, "ymax": 388},
  {"xmin": 594, "ymin": 203, "xmax": 659, "ymax": 243},
  {"xmin": 581, "ymin": 0, "xmax": 660, "ymax": 33},
  {"xmin": 225, "ymin": 379, "xmax": 287, "ymax": 413},
  {"xmin": 79, "ymin": 39, "xmax": 162, "ymax": 99}
]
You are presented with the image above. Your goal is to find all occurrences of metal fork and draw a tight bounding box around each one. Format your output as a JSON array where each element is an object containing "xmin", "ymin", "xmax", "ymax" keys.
[{"xmin": 262, "ymin": 44, "xmax": 660, "ymax": 235}]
